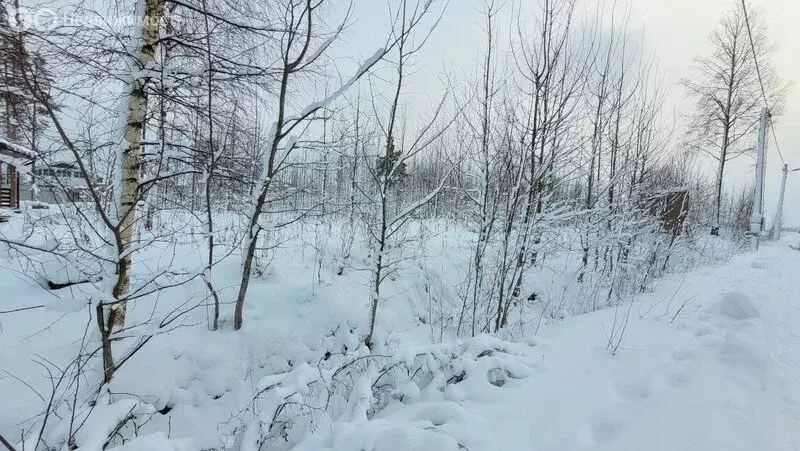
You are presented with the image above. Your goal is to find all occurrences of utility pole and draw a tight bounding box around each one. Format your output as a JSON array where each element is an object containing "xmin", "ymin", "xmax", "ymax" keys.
[
  {"xmin": 772, "ymin": 164, "xmax": 800, "ymax": 241},
  {"xmin": 773, "ymin": 164, "xmax": 788, "ymax": 241},
  {"xmin": 750, "ymin": 107, "xmax": 768, "ymax": 251}
]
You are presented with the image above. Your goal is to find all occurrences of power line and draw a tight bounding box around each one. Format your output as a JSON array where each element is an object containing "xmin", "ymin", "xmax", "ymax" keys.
[
  {"xmin": 740, "ymin": 0, "xmax": 787, "ymax": 166},
  {"xmin": 769, "ymin": 116, "xmax": 786, "ymax": 166}
]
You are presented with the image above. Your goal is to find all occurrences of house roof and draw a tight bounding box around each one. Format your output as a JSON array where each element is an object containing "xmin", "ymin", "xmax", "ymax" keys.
[
  {"xmin": 0, "ymin": 152, "xmax": 33, "ymax": 173},
  {"xmin": 50, "ymin": 162, "xmax": 78, "ymax": 169},
  {"xmin": 0, "ymin": 137, "xmax": 36, "ymax": 160}
]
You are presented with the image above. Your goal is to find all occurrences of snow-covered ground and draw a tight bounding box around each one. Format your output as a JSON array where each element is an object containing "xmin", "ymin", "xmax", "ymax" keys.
[
  {"xmin": 438, "ymin": 238, "xmax": 800, "ymax": 450},
  {"xmin": 2, "ymin": 205, "xmax": 800, "ymax": 450}
]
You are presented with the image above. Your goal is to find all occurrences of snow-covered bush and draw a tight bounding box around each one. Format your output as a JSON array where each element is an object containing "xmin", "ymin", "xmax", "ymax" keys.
[{"xmin": 237, "ymin": 335, "xmax": 539, "ymax": 450}]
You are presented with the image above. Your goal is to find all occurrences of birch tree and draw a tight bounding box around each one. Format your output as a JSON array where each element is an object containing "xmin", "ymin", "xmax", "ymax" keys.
[
  {"xmin": 109, "ymin": 0, "xmax": 166, "ymax": 332},
  {"xmin": 1, "ymin": 0, "xmax": 174, "ymax": 383}
]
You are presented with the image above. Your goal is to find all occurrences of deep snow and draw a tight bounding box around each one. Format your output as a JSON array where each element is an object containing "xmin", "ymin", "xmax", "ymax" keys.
[
  {"xmin": 437, "ymin": 239, "xmax": 800, "ymax": 450},
  {"xmin": 2, "ymin": 205, "xmax": 800, "ymax": 450}
]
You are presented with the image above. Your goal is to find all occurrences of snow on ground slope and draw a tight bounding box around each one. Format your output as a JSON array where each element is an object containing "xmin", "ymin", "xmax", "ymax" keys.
[
  {"xmin": 436, "ymin": 237, "xmax": 800, "ymax": 451},
  {"xmin": 2, "ymin": 202, "xmax": 800, "ymax": 451}
]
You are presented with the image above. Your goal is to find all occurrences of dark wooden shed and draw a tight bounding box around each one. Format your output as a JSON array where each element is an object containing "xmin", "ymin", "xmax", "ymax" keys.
[{"xmin": 647, "ymin": 188, "xmax": 690, "ymax": 235}]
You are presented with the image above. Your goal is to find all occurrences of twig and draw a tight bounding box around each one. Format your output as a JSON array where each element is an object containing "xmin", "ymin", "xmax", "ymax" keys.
[{"xmin": 0, "ymin": 305, "xmax": 46, "ymax": 314}]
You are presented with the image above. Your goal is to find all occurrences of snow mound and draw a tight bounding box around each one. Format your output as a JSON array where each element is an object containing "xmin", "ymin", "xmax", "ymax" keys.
[
  {"xmin": 750, "ymin": 258, "xmax": 771, "ymax": 269},
  {"xmin": 718, "ymin": 291, "xmax": 760, "ymax": 320},
  {"xmin": 107, "ymin": 432, "xmax": 194, "ymax": 451},
  {"xmin": 283, "ymin": 335, "xmax": 539, "ymax": 450},
  {"xmin": 23, "ymin": 396, "xmax": 192, "ymax": 451},
  {"xmin": 39, "ymin": 254, "xmax": 86, "ymax": 285},
  {"xmin": 720, "ymin": 326, "xmax": 770, "ymax": 387},
  {"xmin": 324, "ymin": 420, "xmax": 461, "ymax": 451}
]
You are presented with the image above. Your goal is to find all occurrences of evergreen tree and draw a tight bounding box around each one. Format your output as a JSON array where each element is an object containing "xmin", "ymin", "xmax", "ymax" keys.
[{"xmin": 376, "ymin": 137, "xmax": 407, "ymax": 186}]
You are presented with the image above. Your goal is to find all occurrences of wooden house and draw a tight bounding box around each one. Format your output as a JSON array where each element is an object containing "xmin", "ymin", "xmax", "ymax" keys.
[
  {"xmin": 33, "ymin": 162, "xmax": 106, "ymax": 204},
  {"xmin": 0, "ymin": 138, "xmax": 35, "ymax": 209}
]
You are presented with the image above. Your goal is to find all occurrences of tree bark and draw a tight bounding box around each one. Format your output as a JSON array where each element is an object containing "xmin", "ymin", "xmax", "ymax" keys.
[{"xmin": 111, "ymin": 0, "xmax": 165, "ymax": 328}]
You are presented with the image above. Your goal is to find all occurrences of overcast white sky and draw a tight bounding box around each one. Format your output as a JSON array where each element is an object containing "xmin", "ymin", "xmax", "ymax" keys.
[{"xmin": 342, "ymin": 0, "xmax": 800, "ymax": 227}]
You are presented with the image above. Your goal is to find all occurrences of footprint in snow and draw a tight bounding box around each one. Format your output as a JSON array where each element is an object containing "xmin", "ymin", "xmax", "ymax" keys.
[
  {"xmin": 697, "ymin": 312, "xmax": 712, "ymax": 322},
  {"xmin": 669, "ymin": 348, "xmax": 696, "ymax": 362},
  {"xmin": 573, "ymin": 293, "xmax": 762, "ymax": 448},
  {"xmin": 661, "ymin": 366, "xmax": 694, "ymax": 388},
  {"xmin": 612, "ymin": 357, "xmax": 696, "ymax": 404},
  {"xmin": 697, "ymin": 332, "xmax": 726, "ymax": 348},
  {"xmin": 610, "ymin": 374, "xmax": 655, "ymax": 403},
  {"xmin": 588, "ymin": 418, "xmax": 625, "ymax": 444},
  {"xmin": 694, "ymin": 326, "xmax": 713, "ymax": 337}
]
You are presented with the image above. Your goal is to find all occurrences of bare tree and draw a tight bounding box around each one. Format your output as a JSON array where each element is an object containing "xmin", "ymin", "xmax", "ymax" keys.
[
  {"xmin": 3, "ymin": 0, "xmax": 168, "ymax": 382},
  {"xmin": 683, "ymin": 2, "xmax": 787, "ymax": 236},
  {"xmin": 456, "ymin": 0, "xmax": 503, "ymax": 337},
  {"xmin": 362, "ymin": 0, "xmax": 453, "ymax": 348},
  {"xmin": 233, "ymin": 0, "xmax": 391, "ymax": 330},
  {"xmin": 495, "ymin": 0, "xmax": 588, "ymax": 329}
]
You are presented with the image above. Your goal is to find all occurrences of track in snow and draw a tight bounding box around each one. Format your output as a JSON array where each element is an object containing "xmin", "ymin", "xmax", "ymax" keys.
[{"xmin": 449, "ymin": 239, "xmax": 800, "ymax": 451}]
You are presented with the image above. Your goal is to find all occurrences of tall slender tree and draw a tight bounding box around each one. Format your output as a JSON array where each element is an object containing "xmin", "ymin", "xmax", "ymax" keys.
[{"xmin": 683, "ymin": 2, "xmax": 787, "ymax": 236}]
